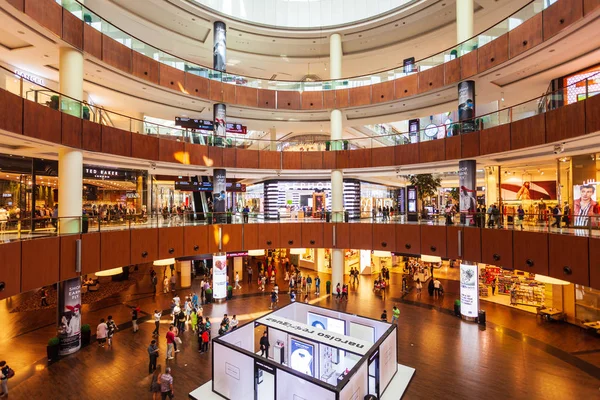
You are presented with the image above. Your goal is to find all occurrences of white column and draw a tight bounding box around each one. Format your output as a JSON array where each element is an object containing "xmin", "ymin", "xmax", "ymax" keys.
[
  {"xmin": 179, "ymin": 260, "xmax": 192, "ymax": 288},
  {"xmin": 456, "ymin": 0, "xmax": 474, "ymax": 43},
  {"xmin": 331, "ymin": 248, "xmax": 344, "ymax": 289},
  {"xmin": 329, "ymin": 33, "xmax": 342, "ymax": 80},
  {"xmin": 58, "ymin": 148, "xmax": 83, "ymax": 234},
  {"xmin": 59, "ymin": 47, "xmax": 83, "ymax": 117},
  {"xmin": 131, "ymin": 112, "xmax": 144, "ymax": 134},
  {"xmin": 269, "ymin": 127, "xmax": 277, "ymax": 151}
]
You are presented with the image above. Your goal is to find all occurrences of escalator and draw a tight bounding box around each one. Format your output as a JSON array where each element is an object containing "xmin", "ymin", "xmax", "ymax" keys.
[{"xmin": 190, "ymin": 176, "xmax": 211, "ymax": 221}]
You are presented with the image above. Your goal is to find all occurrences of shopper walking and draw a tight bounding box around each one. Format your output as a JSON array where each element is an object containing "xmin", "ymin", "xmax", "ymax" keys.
[
  {"xmin": 234, "ymin": 272, "xmax": 242, "ymax": 290},
  {"xmin": 0, "ymin": 361, "xmax": 12, "ymax": 398},
  {"xmin": 415, "ymin": 278, "xmax": 422, "ymax": 296},
  {"xmin": 166, "ymin": 326, "xmax": 175, "ymax": 360},
  {"xmin": 335, "ymin": 283, "xmax": 341, "ymax": 300},
  {"xmin": 150, "ymin": 365, "xmax": 162, "ymax": 400},
  {"xmin": 170, "ymin": 274, "xmax": 177, "ymax": 293},
  {"xmin": 40, "ymin": 287, "xmax": 48, "ymax": 307},
  {"xmin": 201, "ymin": 329, "xmax": 210, "ymax": 353},
  {"xmin": 433, "ymin": 278, "xmax": 441, "ymax": 298},
  {"xmin": 259, "ymin": 331, "xmax": 270, "ymax": 358},
  {"xmin": 270, "ymin": 290, "xmax": 278, "ymax": 310},
  {"xmin": 391, "ymin": 305, "xmax": 400, "ymax": 324},
  {"xmin": 516, "ymin": 206, "xmax": 525, "ymax": 230},
  {"xmin": 551, "ymin": 205, "xmax": 562, "ymax": 228},
  {"xmin": 153, "ymin": 310, "xmax": 162, "ymax": 336},
  {"xmin": 106, "ymin": 315, "xmax": 118, "ymax": 347},
  {"xmin": 247, "ymin": 264, "xmax": 253, "ymax": 285},
  {"xmin": 163, "ymin": 276, "xmax": 169, "ymax": 294},
  {"xmin": 131, "ymin": 306, "xmax": 139, "ymax": 333},
  {"xmin": 158, "ymin": 367, "xmax": 174, "ymax": 399},
  {"xmin": 96, "ymin": 318, "xmax": 108, "ymax": 347},
  {"xmin": 148, "ymin": 339, "xmax": 159, "ymax": 374}
]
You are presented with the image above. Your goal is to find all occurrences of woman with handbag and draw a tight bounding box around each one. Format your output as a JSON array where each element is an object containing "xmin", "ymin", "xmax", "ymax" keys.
[{"xmin": 150, "ymin": 365, "xmax": 162, "ymax": 399}]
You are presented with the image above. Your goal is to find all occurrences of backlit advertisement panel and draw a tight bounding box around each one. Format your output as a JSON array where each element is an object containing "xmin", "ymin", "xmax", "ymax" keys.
[
  {"xmin": 213, "ymin": 254, "xmax": 227, "ymax": 300},
  {"xmin": 460, "ymin": 263, "xmax": 479, "ymax": 318}
]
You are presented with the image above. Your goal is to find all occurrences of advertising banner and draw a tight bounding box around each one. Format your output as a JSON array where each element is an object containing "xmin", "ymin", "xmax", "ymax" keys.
[
  {"xmin": 458, "ymin": 81, "xmax": 475, "ymax": 133},
  {"xmin": 500, "ymin": 180, "xmax": 557, "ymax": 200},
  {"xmin": 290, "ymin": 338, "xmax": 315, "ymax": 377},
  {"xmin": 58, "ymin": 277, "xmax": 82, "ymax": 355},
  {"xmin": 573, "ymin": 181, "xmax": 598, "ymax": 227},
  {"xmin": 458, "ymin": 160, "xmax": 477, "ymax": 226},
  {"xmin": 408, "ymin": 119, "xmax": 419, "ymax": 143},
  {"xmin": 213, "ymin": 21, "xmax": 226, "ymax": 72},
  {"xmin": 213, "ymin": 254, "xmax": 227, "ymax": 300},
  {"xmin": 460, "ymin": 263, "xmax": 479, "ymax": 318},
  {"xmin": 213, "ymin": 103, "xmax": 227, "ymax": 141}
]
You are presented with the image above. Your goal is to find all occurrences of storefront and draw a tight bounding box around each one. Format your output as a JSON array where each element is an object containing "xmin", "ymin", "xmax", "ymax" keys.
[{"xmin": 82, "ymin": 166, "xmax": 147, "ymax": 216}]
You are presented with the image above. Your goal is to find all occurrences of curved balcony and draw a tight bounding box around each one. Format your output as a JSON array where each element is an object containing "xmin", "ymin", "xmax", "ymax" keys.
[{"xmin": 4, "ymin": 0, "xmax": 598, "ymax": 111}]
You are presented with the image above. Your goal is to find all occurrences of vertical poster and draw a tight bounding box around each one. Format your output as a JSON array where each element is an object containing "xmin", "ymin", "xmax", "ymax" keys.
[
  {"xmin": 58, "ymin": 277, "xmax": 82, "ymax": 355},
  {"xmin": 408, "ymin": 119, "xmax": 419, "ymax": 143},
  {"xmin": 573, "ymin": 181, "xmax": 598, "ymax": 227},
  {"xmin": 460, "ymin": 263, "xmax": 479, "ymax": 318},
  {"xmin": 213, "ymin": 169, "xmax": 227, "ymax": 223},
  {"xmin": 212, "ymin": 254, "xmax": 227, "ymax": 300},
  {"xmin": 458, "ymin": 160, "xmax": 477, "ymax": 226},
  {"xmin": 213, "ymin": 21, "xmax": 226, "ymax": 72},
  {"xmin": 213, "ymin": 103, "xmax": 226, "ymax": 147},
  {"xmin": 403, "ymin": 57, "xmax": 415, "ymax": 74},
  {"xmin": 290, "ymin": 339, "xmax": 314, "ymax": 377},
  {"xmin": 398, "ymin": 187, "xmax": 406, "ymax": 215},
  {"xmin": 458, "ymin": 81, "xmax": 475, "ymax": 133}
]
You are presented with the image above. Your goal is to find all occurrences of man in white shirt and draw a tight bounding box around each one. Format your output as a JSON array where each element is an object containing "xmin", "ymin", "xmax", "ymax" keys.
[
  {"xmin": 230, "ymin": 315, "xmax": 238, "ymax": 331},
  {"xmin": 433, "ymin": 278, "xmax": 442, "ymax": 298},
  {"xmin": 152, "ymin": 310, "xmax": 162, "ymax": 336}
]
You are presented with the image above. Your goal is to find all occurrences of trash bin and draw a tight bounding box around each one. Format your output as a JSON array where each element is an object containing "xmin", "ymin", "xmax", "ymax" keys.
[
  {"xmin": 478, "ymin": 310, "xmax": 486, "ymax": 325},
  {"xmin": 454, "ymin": 299, "xmax": 461, "ymax": 317}
]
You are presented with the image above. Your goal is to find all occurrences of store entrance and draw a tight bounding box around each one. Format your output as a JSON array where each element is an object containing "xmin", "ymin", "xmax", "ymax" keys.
[
  {"xmin": 368, "ymin": 352, "xmax": 379, "ymax": 397},
  {"xmin": 254, "ymin": 360, "xmax": 275, "ymax": 400}
]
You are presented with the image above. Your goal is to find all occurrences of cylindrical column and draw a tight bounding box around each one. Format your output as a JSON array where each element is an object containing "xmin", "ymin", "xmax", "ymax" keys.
[
  {"xmin": 269, "ymin": 127, "xmax": 277, "ymax": 151},
  {"xmin": 213, "ymin": 168, "xmax": 227, "ymax": 223},
  {"xmin": 329, "ymin": 33, "xmax": 342, "ymax": 80},
  {"xmin": 331, "ymin": 170, "xmax": 344, "ymax": 221},
  {"xmin": 458, "ymin": 80, "xmax": 476, "ymax": 133},
  {"xmin": 331, "ymin": 248, "xmax": 344, "ymax": 289},
  {"xmin": 58, "ymin": 148, "xmax": 83, "ymax": 234},
  {"xmin": 458, "ymin": 160, "xmax": 477, "ymax": 226},
  {"xmin": 456, "ymin": 0, "xmax": 474, "ymax": 43},
  {"xmin": 179, "ymin": 260, "xmax": 192, "ymax": 288},
  {"xmin": 59, "ymin": 47, "xmax": 83, "ymax": 117},
  {"xmin": 131, "ymin": 112, "xmax": 144, "ymax": 134}
]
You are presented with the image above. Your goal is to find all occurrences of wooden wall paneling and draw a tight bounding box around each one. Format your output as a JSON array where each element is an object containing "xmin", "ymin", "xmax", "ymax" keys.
[
  {"xmin": 83, "ymin": 24, "xmax": 102, "ymax": 59},
  {"xmin": 323, "ymin": 223, "xmax": 334, "ymax": 249},
  {"xmin": 418, "ymin": 64, "xmax": 444, "ymax": 93},
  {"xmin": 545, "ymin": 100, "xmax": 586, "ymax": 143},
  {"xmin": 131, "ymin": 134, "xmax": 159, "ymax": 161},
  {"xmin": 208, "ymin": 146, "xmax": 224, "ymax": 167},
  {"xmin": 0, "ymin": 90, "xmax": 23, "ymax": 134},
  {"xmin": 445, "ymin": 135, "xmax": 461, "ymax": 160},
  {"xmin": 586, "ymin": 93, "xmax": 600, "ymax": 134},
  {"xmin": 258, "ymin": 224, "xmax": 280, "ymax": 249},
  {"xmin": 420, "ymin": 225, "xmax": 447, "ymax": 258},
  {"xmin": 589, "ymin": 238, "xmax": 600, "ymax": 289},
  {"xmin": 543, "ymin": 0, "xmax": 583, "ymax": 40},
  {"xmin": 348, "ymin": 86, "xmax": 372, "ymax": 107},
  {"xmin": 102, "ymin": 35, "xmax": 132, "ymax": 72},
  {"xmin": 258, "ymin": 89, "xmax": 276, "ymax": 108},
  {"xmin": 282, "ymin": 152, "xmax": 302, "ymax": 169},
  {"xmin": 158, "ymin": 138, "xmax": 184, "ymax": 163},
  {"xmin": 0, "ymin": 242, "xmax": 21, "ymax": 300},
  {"xmin": 280, "ymin": 223, "xmax": 302, "ymax": 248},
  {"xmin": 478, "ymin": 34, "xmax": 509, "ymax": 72},
  {"xmin": 323, "ymin": 151, "xmax": 337, "ymax": 169},
  {"xmin": 131, "ymin": 228, "xmax": 159, "ymax": 265},
  {"xmin": 479, "ymin": 124, "xmax": 511, "ymax": 155},
  {"xmin": 460, "ymin": 50, "xmax": 478, "ymax": 79},
  {"xmin": 100, "ymin": 230, "xmax": 130, "ymax": 270},
  {"xmin": 371, "ymin": 81, "xmax": 395, "ymax": 104},
  {"xmin": 23, "ymin": 101, "xmax": 61, "ymax": 143},
  {"xmin": 419, "ymin": 139, "xmax": 445, "ymax": 163},
  {"xmin": 334, "ymin": 223, "xmax": 350, "ymax": 249},
  {"xmin": 101, "ymin": 126, "xmax": 132, "ymax": 157},
  {"xmin": 395, "ymin": 143, "xmax": 419, "ymax": 165},
  {"xmin": 21, "ymin": 237, "xmax": 59, "ymax": 292},
  {"xmin": 301, "ymin": 91, "xmax": 324, "ymax": 110},
  {"xmin": 462, "ymin": 227, "xmax": 481, "ymax": 263},
  {"xmin": 185, "ymin": 73, "xmax": 210, "ymax": 99},
  {"xmin": 549, "ymin": 234, "xmax": 589, "ymax": 286},
  {"xmin": 301, "ymin": 152, "xmax": 323, "ymax": 169},
  {"xmin": 481, "ymin": 229, "xmax": 513, "ymax": 269},
  {"xmin": 235, "ymin": 86, "xmax": 258, "ymax": 107},
  {"xmin": 372, "ymin": 224, "xmax": 395, "ymax": 251},
  {"xmin": 222, "ymin": 82, "xmax": 236, "ymax": 103},
  {"xmin": 259, "ymin": 151, "xmax": 281, "ymax": 170},
  {"xmin": 395, "ymin": 224, "xmax": 421, "ymax": 255},
  {"xmin": 350, "ymin": 224, "xmax": 373, "ymax": 250},
  {"xmin": 81, "ymin": 232, "xmax": 101, "ymax": 276},
  {"xmin": 158, "ymin": 227, "xmax": 184, "ymax": 259},
  {"xmin": 461, "ymin": 131, "xmax": 480, "ymax": 158},
  {"xmin": 335, "ymin": 89, "xmax": 349, "ymax": 108},
  {"xmin": 183, "ymin": 225, "xmax": 209, "ymax": 255},
  {"xmin": 236, "ymin": 149, "xmax": 260, "ymax": 169},
  {"xmin": 301, "ymin": 223, "xmax": 324, "ymax": 248},
  {"xmin": 510, "ymin": 114, "xmax": 545, "ymax": 150},
  {"xmin": 323, "ymin": 91, "xmax": 336, "ymax": 109},
  {"xmin": 60, "ymin": 234, "xmax": 81, "ymax": 281},
  {"xmin": 371, "ymin": 147, "xmax": 395, "ymax": 167},
  {"xmin": 159, "ymin": 63, "xmax": 185, "ymax": 93},
  {"xmin": 6, "ymin": 0, "xmax": 24, "ymax": 11},
  {"xmin": 394, "ymin": 74, "xmax": 418, "ymax": 99},
  {"xmin": 242, "ymin": 224, "xmax": 259, "ymax": 251},
  {"xmin": 446, "ymin": 226, "xmax": 462, "ymax": 260},
  {"xmin": 338, "ymin": 148, "xmax": 372, "ymax": 169},
  {"xmin": 509, "ymin": 13, "xmax": 543, "ymax": 58},
  {"xmin": 221, "ymin": 224, "xmax": 243, "ymax": 253},
  {"xmin": 61, "ymin": 113, "xmax": 82, "ymax": 148},
  {"xmin": 513, "ymin": 231, "xmax": 549, "ymax": 276},
  {"xmin": 209, "ymin": 80, "xmax": 223, "ymax": 102},
  {"xmin": 335, "ymin": 150, "xmax": 350, "ymax": 169},
  {"xmin": 222, "ymin": 147, "xmax": 237, "ymax": 168},
  {"xmin": 62, "ymin": 9, "xmax": 83, "ymax": 49},
  {"xmin": 584, "ymin": 0, "xmax": 600, "ymax": 15},
  {"xmin": 185, "ymin": 143, "xmax": 209, "ymax": 166},
  {"xmin": 25, "ymin": 0, "xmax": 62, "ymax": 36},
  {"xmin": 444, "ymin": 58, "xmax": 461, "ymax": 85},
  {"xmin": 277, "ymin": 91, "xmax": 301, "ymax": 110},
  {"xmin": 132, "ymin": 52, "xmax": 159, "ymax": 84}
]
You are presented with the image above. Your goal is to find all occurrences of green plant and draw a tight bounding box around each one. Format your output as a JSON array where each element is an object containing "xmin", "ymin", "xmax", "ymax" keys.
[
  {"xmin": 408, "ymin": 174, "xmax": 442, "ymax": 203},
  {"xmin": 449, "ymin": 187, "xmax": 459, "ymax": 204},
  {"xmin": 205, "ymin": 288, "xmax": 213, "ymax": 295},
  {"xmin": 48, "ymin": 337, "xmax": 59, "ymax": 346},
  {"xmin": 81, "ymin": 324, "xmax": 91, "ymax": 333},
  {"xmin": 227, "ymin": 285, "xmax": 233, "ymax": 291},
  {"xmin": 454, "ymin": 299, "xmax": 461, "ymax": 306}
]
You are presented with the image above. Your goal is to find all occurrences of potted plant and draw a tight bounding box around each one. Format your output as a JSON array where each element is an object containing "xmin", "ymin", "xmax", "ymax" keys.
[
  {"xmin": 454, "ymin": 299, "xmax": 461, "ymax": 317},
  {"xmin": 227, "ymin": 285, "xmax": 233, "ymax": 300},
  {"xmin": 47, "ymin": 337, "xmax": 60, "ymax": 362},
  {"xmin": 49, "ymin": 95, "xmax": 59, "ymax": 110},
  {"xmin": 206, "ymin": 212, "xmax": 213, "ymax": 225},
  {"xmin": 81, "ymin": 324, "xmax": 91, "ymax": 346},
  {"xmin": 226, "ymin": 211, "xmax": 232, "ymax": 224},
  {"xmin": 325, "ymin": 211, "xmax": 331, "ymax": 223},
  {"xmin": 343, "ymin": 140, "xmax": 349, "ymax": 150},
  {"xmin": 205, "ymin": 288, "xmax": 213, "ymax": 303},
  {"xmin": 326, "ymin": 281, "xmax": 331, "ymax": 295},
  {"xmin": 325, "ymin": 141, "xmax": 331, "ymax": 151}
]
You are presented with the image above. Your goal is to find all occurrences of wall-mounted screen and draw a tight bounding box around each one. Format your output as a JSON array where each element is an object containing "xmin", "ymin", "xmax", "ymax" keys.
[{"xmin": 290, "ymin": 338, "xmax": 315, "ymax": 377}]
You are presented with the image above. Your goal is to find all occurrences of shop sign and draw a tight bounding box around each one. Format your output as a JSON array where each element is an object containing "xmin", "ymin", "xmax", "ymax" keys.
[
  {"xmin": 279, "ymin": 181, "xmax": 331, "ymax": 191},
  {"xmin": 175, "ymin": 181, "xmax": 213, "ymax": 192},
  {"xmin": 2, "ymin": 193, "xmax": 12, "ymax": 198},
  {"xmin": 226, "ymin": 252, "xmax": 248, "ymax": 257},
  {"xmin": 14, "ymin": 69, "xmax": 45, "ymax": 86},
  {"xmin": 226, "ymin": 182, "xmax": 246, "ymax": 192},
  {"xmin": 84, "ymin": 168, "xmax": 123, "ymax": 179},
  {"xmin": 125, "ymin": 191, "xmax": 139, "ymax": 199},
  {"xmin": 460, "ymin": 263, "xmax": 479, "ymax": 318},
  {"xmin": 174, "ymin": 117, "xmax": 247, "ymax": 134}
]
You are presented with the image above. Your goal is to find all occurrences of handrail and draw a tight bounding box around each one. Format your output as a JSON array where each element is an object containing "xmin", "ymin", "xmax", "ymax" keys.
[
  {"xmin": 50, "ymin": 0, "xmax": 548, "ymax": 89},
  {"xmin": 3, "ymin": 59, "xmax": 598, "ymax": 151}
]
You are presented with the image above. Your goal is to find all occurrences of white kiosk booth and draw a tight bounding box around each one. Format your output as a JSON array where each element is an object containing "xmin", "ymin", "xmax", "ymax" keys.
[{"xmin": 190, "ymin": 302, "xmax": 415, "ymax": 400}]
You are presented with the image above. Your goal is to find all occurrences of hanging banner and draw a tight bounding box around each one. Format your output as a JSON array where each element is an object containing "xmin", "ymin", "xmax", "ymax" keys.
[
  {"xmin": 213, "ymin": 254, "xmax": 227, "ymax": 300},
  {"xmin": 408, "ymin": 119, "xmax": 419, "ymax": 143},
  {"xmin": 458, "ymin": 160, "xmax": 477, "ymax": 226},
  {"xmin": 58, "ymin": 277, "xmax": 82, "ymax": 355},
  {"xmin": 458, "ymin": 81, "xmax": 475, "ymax": 133},
  {"xmin": 213, "ymin": 169, "xmax": 227, "ymax": 223},
  {"xmin": 213, "ymin": 21, "xmax": 226, "ymax": 72},
  {"xmin": 460, "ymin": 263, "xmax": 479, "ymax": 318}
]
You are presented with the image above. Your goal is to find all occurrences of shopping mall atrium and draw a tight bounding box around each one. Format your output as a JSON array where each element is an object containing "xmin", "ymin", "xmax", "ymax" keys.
[{"xmin": 0, "ymin": 0, "xmax": 600, "ymax": 398}]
